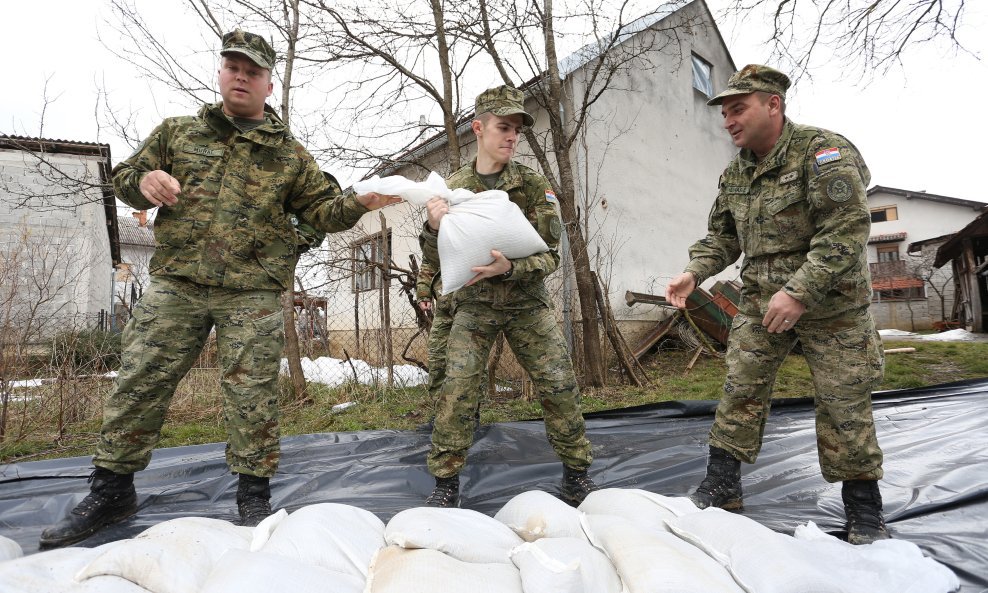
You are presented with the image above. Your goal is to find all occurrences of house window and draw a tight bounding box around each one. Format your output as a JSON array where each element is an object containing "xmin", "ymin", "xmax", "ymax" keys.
[
  {"xmin": 876, "ymin": 244, "xmax": 900, "ymax": 262},
  {"xmin": 351, "ymin": 230, "xmax": 391, "ymax": 293},
  {"xmin": 872, "ymin": 286, "xmax": 926, "ymax": 302},
  {"xmin": 691, "ymin": 54, "xmax": 713, "ymax": 97},
  {"xmin": 870, "ymin": 205, "xmax": 898, "ymax": 223}
]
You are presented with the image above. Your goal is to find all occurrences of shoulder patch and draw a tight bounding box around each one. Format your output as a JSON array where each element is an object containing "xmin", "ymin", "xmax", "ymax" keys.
[
  {"xmin": 815, "ymin": 147, "xmax": 842, "ymax": 166},
  {"xmin": 826, "ymin": 175, "xmax": 853, "ymax": 202},
  {"xmin": 545, "ymin": 190, "xmax": 557, "ymax": 203}
]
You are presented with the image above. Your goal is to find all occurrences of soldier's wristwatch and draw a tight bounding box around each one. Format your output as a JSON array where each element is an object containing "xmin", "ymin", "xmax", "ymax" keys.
[{"xmin": 501, "ymin": 261, "xmax": 514, "ymax": 280}]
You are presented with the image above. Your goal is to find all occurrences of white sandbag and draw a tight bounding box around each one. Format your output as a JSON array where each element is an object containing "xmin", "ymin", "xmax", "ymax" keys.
[
  {"xmin": 579, "ymin": 489, "xmax": 699, "ymax": 533},
  {"xmin": 0, "ymin": 534, "xmax": 23, "ymax": 561},
  {"xmin": 494, "ymin": 490, "xmax": 587, "ymax": 542},
  {"xmin": 75, "ymin": 517, "xmax": 251, "ymax": 593},
  {"xmin": 510, "ymin": 537, "xmax": 624, "ymax": 593},
  {"xmin": 365, "ymin": 545, "xmax": 523, "ymax": 593},
  {"xmin": 354, "ymin": 172, "xmax": 549, "ymax": 295},
  {"xmin": 0, "ymin": 541, "xmax": 147, "ymax": 593},
  {"xmin": 385, "ymin": 507, "xmax": 523, "ymax": 564},
  {"xmin": 436, "ymin": 191, "xmax": 548, "ymax": 295},
  {"xmin": 257, "ymin": 503, "xmax": 385, "ymax": 578},
  {"xmin": 353, "ymin": 172, "xmax": 450, "ymax": 206},
  {"xmin": 249, "ymin": 508, "xmax": 288, "ymax": 551},
  {"xmin": 201, "ymin": 548, "xmax": 364, "ymax": 593},
  {"xmin": 581, "ymin": 514, "xmax": 744, "ymax": 593},
  {"xmin": 667, "ymin": 511, "xmax": 960, "ymax": 593}
]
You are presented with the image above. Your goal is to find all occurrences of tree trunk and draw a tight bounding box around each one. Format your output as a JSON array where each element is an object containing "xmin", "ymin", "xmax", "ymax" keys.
[
  {"xmin": 429, "ymin": 0, "xmax": 460, "ymax": 170},
  {"xmin": 540, "ymin": 0, "xmax": 605, "ymax": 387},
  {"xmin": 282, "ymin": 291, "xmax": 308, "ymax": 403}
]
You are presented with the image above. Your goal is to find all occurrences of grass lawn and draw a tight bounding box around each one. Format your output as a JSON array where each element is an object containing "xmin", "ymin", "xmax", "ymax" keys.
[{"xmin": 3, "ymin": 339, "xmax": 986, "ymax": 464}]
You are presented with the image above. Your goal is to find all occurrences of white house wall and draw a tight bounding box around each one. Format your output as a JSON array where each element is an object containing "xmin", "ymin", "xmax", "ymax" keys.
[
  {"xmin": 566, "ymin": 0, "xmax": 739, "ymax": 321},
  {"xmin": 867, "ymin": 190, "xmax": 983, "ymax": 260},
  {"xmin": 0, "ymin": 150, "xmax": 113, "ymax": 335}
]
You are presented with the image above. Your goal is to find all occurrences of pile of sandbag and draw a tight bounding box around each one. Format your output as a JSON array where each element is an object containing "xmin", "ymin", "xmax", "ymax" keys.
[
  {"xmin": 0, "ymin": 488, "xmax": 960, "ymax": 593},
  {"xmin": 353, "ymin": 173, "xmax": 548, "ymax": 294}
]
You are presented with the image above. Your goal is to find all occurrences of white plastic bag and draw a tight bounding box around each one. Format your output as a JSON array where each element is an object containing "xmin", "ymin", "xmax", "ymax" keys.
[
  {"xmin": 75, "ymin": 517, "xmax": 251, "ymax": 593},
  {"xmin": 385, "ymin": 507, "xmax": 523, "ymax": 564},
  {"xmin": 202, "ymin": 549, "xmax": 364, "ymax": 593},
  {"xmin": 365, "ymin": 545, "xmax": 523, "ymax": 593},
  {"xmin": 256, "ymin": 502, "xmax": 385, "ymax": 578},
  {"xmin": 510, "ymin": 537, "xmax": 623, "ymax": 593},
  {"xmin": 353, "ymin": 172, "xmax": 549, "ymax": 295},
  {"xmin": 495, "ymin": 490, "xmax": 587, "ymax": 542}
]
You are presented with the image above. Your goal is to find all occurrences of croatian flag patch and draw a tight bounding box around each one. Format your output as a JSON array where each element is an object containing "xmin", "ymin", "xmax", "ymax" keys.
[
  {"xmin": 545, "ymin": 190, "xmax": 557, "ymax": 203},
  {"xmin": 815, "ymin": 147, "xmax": 842, "ymax": 166}
]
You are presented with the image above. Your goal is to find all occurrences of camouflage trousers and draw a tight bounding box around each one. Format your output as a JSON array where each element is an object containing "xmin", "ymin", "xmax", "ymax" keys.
[
  {"xmin": 426, "ymin": 295, "xmax": 454, "ymax": 401},
  {"xmin": 427, "ymin": 301, "xmax": 592, "ymax": 478},
  {"xmin": 709, "ymin": 309, "xmax": 885, "ymax": 482},
  {"xmin": 94, "ymin": 276, "xmax": 284, "ymax": 477}
]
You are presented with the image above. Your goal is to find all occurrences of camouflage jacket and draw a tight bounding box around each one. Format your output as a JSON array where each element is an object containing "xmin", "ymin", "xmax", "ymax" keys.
[
  {"xmin": 418, "ymin": 159, "xmax": 562, "ymax": 308},
  {"xmin": 685, "ymin": 120, "xmax": 873, "ymax": 320},
  {"xmin": 112, "ymin": 102, "xmax": 368, "ymax": 291}
]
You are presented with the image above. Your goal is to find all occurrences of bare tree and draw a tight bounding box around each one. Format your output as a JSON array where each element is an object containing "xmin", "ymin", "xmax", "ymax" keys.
[
  {"xmin": 301, "ymin": 0, "xmax": 487, "ymax": 174},
  {"xmin": 720, "ymin": 0, "xmax": 973, "ymax": 78},
  {"xmin": 907, "ymin": 245, "xmax": 954, "ymax": 324},
  {"xmin": 472, "ymin": 0, "xmax": 699, "ymax": 386}
]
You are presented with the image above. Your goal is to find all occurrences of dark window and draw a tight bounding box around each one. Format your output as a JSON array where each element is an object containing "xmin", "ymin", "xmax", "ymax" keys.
[{"xmin": 870, "ymin": 206, "xmax": 898, "ymax": 223}]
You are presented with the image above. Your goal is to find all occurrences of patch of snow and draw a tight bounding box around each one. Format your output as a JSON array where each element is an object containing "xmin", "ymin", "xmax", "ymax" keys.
[{"xmin": 918, "ymin": 329, "xmax": 977, "ymax": 342}]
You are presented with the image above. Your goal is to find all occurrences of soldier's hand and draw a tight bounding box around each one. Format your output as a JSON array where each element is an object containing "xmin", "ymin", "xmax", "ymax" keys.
[
  {"xmin": 665, "ymin": 273, "xmax": 697, "ymax": 309},
  {"xmin": 139, "ymin": 170, "xmax": 181, "ymax": 207},
  {"xmin": 426, "ymin": 197, "xmax": 449, "ymax": 230},
  {"xmin": 466, "ymin": 249, "xmax": 511, "ymax": 286},
  {"xmin": 357, "ymin": 192, "xmax": 402, "ymax": 210},
  {"xmin": 418, "ymin": 300, "xmax": 433, "ymax": 312},
  {"xmin": 763, "ymin": 290, "xmax": 806, "ymax": 333}
]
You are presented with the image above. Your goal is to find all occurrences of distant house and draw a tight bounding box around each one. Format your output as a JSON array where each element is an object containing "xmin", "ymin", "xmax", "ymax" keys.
[
  {"xmin": 866, "ymin": 185, "xmax": 986, "ymax": 330},
  {"xmin": 113, "ymin": 211, "xmax": 155, "ymax": 327},
  {"xmin": 0, "ymin": 135, "xmax": 120, "ymax": 339},
  {"xmin": 326, "ymin": 0, "xmax": 739, "ymax": 349}
]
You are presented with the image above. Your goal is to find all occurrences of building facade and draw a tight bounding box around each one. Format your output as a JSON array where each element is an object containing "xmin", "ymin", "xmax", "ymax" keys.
[
  {"xmin": 0, "ymin": 135, "xmax": 119, "ymax": 341},
  {"xmin": 866, "ymin": 186, "xmax": 986, "ymax": 330}
]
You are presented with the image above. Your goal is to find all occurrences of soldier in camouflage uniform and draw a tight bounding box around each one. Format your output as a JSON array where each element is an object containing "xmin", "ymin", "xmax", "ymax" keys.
[
  {"xmin": 420, "ymin": 86, "xmax": 597, "ymax": 508},
  {"xmin": 415, "ymin": 252, "xmax": 451, "ymax": 403},
  {"xmin": 40, "ymin": 30, "xmax": 398, "ymax": 549},
  {"xmin": 665, "ymin": 65, "xmax": 890, "ymax": 544}
]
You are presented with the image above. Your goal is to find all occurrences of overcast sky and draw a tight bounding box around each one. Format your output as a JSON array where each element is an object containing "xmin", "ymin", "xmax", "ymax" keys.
[{"xmin": 3, "ymin": 0, "xmax": 986, "ymax": 201}]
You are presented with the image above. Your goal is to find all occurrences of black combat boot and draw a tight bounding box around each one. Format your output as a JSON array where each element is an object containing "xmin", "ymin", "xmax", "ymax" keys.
[
  {"xmin": 689, "ymin": 446, "xmax": 743, "ymax": 510},
  {"xmin": 842, "ymin": 479, "xmax": 891, "ymax": 544},
  {"xmin": 39, "ymin": 468, "xmax": 138, "ymax": 549},
  {"xmin": 560, "ymin": 465, "xmax": 600, "ymax": 506},
  {"xmin": 424, "ymin": 475, "xmax": 460, "ymax": 508},
  {"xmin": 236, "ymin": 473, "xmax": 272, "ymax": 527}
]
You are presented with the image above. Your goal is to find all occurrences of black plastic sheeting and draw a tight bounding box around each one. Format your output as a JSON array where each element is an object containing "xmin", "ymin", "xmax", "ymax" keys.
[{"xmin": 1, "ymin": 379, "xmax": 986, "ymax": 591}]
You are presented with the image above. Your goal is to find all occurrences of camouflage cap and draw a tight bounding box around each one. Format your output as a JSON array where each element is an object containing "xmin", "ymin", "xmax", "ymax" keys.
[
  {"xmin": 221, "ymin": 29, "xmax": 276, "ymax": 70},
  {"xmin": 475, "ymin": 85, "xmax": 534, "ymax": 127},
  {"xmin": 707, "ymin": 64, "xmax": 791, "ymax": 106}
]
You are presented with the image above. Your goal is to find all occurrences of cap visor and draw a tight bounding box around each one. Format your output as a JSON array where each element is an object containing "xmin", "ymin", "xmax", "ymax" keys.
[
  {"xmin": 220, "ymin": 48, "xmax": 271, "ymax": 70},
  {"xmin": 706, "ymin": 89, "xmax": 750, "ymax": 106}
]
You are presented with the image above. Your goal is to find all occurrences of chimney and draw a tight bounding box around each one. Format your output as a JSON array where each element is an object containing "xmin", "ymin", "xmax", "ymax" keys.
[{"xmin": 133, "ymin": 210, "xmax": 148, "ymax": 227}]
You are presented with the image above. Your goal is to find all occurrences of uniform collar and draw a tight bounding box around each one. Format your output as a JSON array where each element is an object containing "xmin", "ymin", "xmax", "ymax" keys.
[
  {"xmin": 738, "ymin": 118, "xmax": 796, "ymax": 177},
  {"xmin": 201, "ymin": 102, "xmax": 289, "ymax": 145},
  {"xmin": 470, "ymin": 158, "xmax": 523, "ymax": 191}
]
